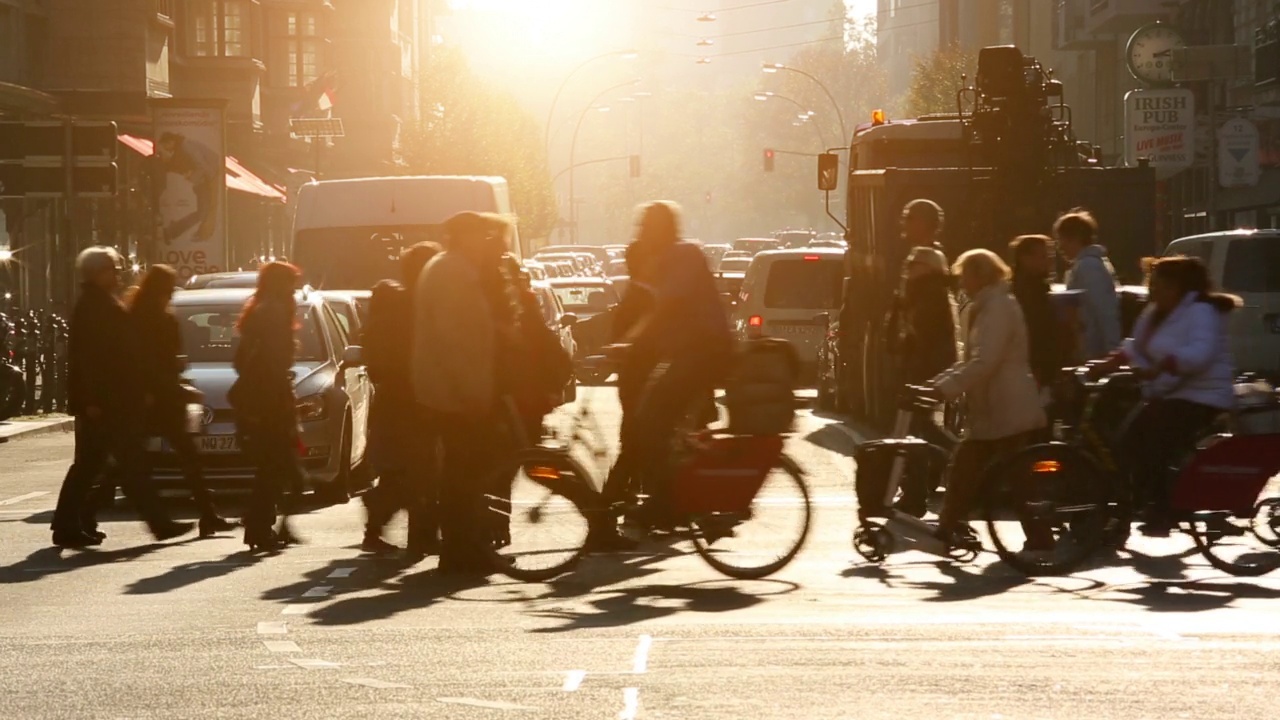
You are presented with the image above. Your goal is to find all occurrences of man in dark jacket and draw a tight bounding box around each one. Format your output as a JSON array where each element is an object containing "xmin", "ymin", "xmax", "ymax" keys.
[
  {"xmin": 51, "ymin": 247, "xmax": 191, "ymax": 548},
  {"xmin": 1009, "ymin": 235, "xmax": 1066, "ymax": 387},
  {"xmin": 887, "ymin": 245, "xmax": 958, "ymax": 518}
]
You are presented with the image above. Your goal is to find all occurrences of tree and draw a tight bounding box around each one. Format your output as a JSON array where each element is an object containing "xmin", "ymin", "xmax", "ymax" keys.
[
  {"xmin": 402, "ymin": 48, "xmax": 557, "ymax": 243},
  {"xmin": 905, "ymin": 47, "xmax": 977, "ymax": 117}
]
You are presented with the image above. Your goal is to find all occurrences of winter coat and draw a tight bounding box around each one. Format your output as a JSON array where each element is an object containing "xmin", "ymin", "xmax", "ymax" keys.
[
  {"xmin": 1064, "ymin": 245, "xmax": 1121, "ymax": 360},
  {"xmin": 231, "ymin": 298, "xmax": 298, "ymax": 431},
  {"xmin": 1122, "ymin": 293, "xmax": 1236, "ymax": 409},
  {"xmin": 934, "ymin": 281, "xmax": 1047, "ymax": 441},
  {"xmin": 68, "ymin": 283, "xmax": 143, "ymax": 420},
  {"xmin": 890, "ymin": 273, "xmax": 958, "ymax": 384},
  {"xmin": 412, "ymin": 251, "xmax": 495, "ymax": 418},
  {"xmin": 132, "ymin": 309, "xmax": 189, "ymax": 435},
  {"xmin": 1011, "ymin": 273, "xmax": 1063, "ymax": 386}
]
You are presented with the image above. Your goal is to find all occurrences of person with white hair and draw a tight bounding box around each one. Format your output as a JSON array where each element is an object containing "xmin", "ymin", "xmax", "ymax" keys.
[
  {"xmin": 925, "ymin": 248, "xmax": 1047, "ymax": 549},
  {"xmin": 50, "ymin": 246, "xmax": 192, "ymax": 548}
]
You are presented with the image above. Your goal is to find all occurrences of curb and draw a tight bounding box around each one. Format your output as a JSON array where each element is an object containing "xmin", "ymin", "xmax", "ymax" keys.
[{"xmin": 0, "ymin": 417, "xmax": 75, "ymax": 444}]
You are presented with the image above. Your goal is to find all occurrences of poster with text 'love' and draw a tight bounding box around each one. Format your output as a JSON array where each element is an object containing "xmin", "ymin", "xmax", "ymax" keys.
[{"xmin": 152, "ymin": 100, "xmax": 228, "ymax": 281}]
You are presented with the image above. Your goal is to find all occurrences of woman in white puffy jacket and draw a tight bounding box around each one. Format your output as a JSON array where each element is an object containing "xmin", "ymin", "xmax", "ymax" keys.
[{"xmin": 1092, "ymin": 255, "xmax": 1238, "ymax": 536}]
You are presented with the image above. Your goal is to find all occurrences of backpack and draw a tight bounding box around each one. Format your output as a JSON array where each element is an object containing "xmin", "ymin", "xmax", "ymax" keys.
[
  {"xmin": 364, "ymin": 280, "xmax": 412, "ymax": 390},
  {"xmin": 723, "ymin": 338, "xmax": 799, "ymax": 435}
]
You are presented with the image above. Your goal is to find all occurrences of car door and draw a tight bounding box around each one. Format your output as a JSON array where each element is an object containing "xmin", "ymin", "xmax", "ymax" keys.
[
  {"xmin": 323, "ymin": 302, "xmax": 371, "ymax": 463},
  {"xmin": 1219, "ymin": 236, "xmax": 1280, "ymax": 375}
]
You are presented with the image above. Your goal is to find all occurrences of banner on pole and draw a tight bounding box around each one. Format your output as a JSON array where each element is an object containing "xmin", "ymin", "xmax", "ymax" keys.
[{"xmin": 152, "ymin": 100, "xmax": 228, "ymax": 281}]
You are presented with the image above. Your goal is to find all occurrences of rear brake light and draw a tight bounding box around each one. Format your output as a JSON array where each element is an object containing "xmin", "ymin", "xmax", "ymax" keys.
[
  {"xmin": 748, "ymin": 315, "xmax": 763, "ymax": 328},
  {"xmin": 803, "ymin": 255, "xmax": 820, "ymax": 262}
]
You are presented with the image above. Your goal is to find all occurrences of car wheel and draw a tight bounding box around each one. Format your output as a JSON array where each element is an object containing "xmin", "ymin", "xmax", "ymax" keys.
[{"xmin": 315, "ymin": 414, "xmax": 352, "ymax": 507}]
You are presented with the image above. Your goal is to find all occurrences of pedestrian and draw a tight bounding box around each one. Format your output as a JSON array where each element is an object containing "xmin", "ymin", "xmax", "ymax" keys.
[
  {"xmin": 229, "ymin": 261, "xmax": 304, "ymax": 552},
  {"xmin": 1054, "ymin": 209, "xmax": 1120, "ymax": 361},
  {"xmin": 51, "ymin": 246, "xmax": 192, "ymax": 549},
  {"xmin": 1091, "ymin": 256, "xmax": 1238, "ymax": 537},
  {"xmin": 1008, "ymin": 235, "xmax": 1067, "ymax": 388},
  {"xmin": 925, "ymin": 249, "xmax": 1048, "ymax": 550},
  {"xmin": 901, "ymin": 198, "xmax": 945, "ymax": 250},
  {"xmin": 412, "ymin": 211, "xmax": 510, "ymax": 576},
  {"xmin": 885, "ymin": 246, "xmax": 957, "ymax": 518},
  {"xmin": 129, "ymin": 264, "xmax": 235, "ymax": 537},
  {"xmin": 361, "ymin": 242, "xmax": 442, "ymax": 556}
]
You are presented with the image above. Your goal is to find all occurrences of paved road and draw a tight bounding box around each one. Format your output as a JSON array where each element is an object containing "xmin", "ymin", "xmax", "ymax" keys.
[{"xmin": 2, "ymin": 395, "xmax": 1278, "ymax": 719}]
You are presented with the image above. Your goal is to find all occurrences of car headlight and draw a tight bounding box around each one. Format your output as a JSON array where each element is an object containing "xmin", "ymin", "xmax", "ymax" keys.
[{"xmin": 296, "ymin": 393, "xmax": 327, "ymax": 422}]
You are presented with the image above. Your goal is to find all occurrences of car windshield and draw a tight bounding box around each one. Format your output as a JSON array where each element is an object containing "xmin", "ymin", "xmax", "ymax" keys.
[
  {"xmin": 176, "ymin": 303, "xmax": 327, "ymax": 364},
  {"xmin": 1222, "ymin": 237, "xmax": 1280, "ymax": 293},
  {"xmin": 763, "ymin": 259, "xmax": 844, "ymax": 309},
  {"xmin": 719, "ymin": 257, "xmax": 752, "ymax": 272},
  {"xmin": 607, "ymin": 260, "xmax": 628, "ymax": 276},
  {"xmin": 294, "ymin": 225, "xmax": 445, "ymax": 290},
  {"xmin": 552, "ymin": 284, "xmax": 617, "ymax": 314}
]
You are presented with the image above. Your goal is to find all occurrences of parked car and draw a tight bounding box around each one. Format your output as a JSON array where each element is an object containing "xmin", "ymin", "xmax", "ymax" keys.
[
  {"xmin": 701, "ymin": 243, "xmax": 732, "ymax": 268},
  {"xmin": 184, "ymin": 272, "xmax": 261, "ymax": 290},
  {"xmin": 315, "ymin": 290, "xmax": 370, "ymax": 341},
  {"xmin": 732, "ymin": 247, "xmax": 844, "ymax": 383},
  {"xmin": 146, "ymin": 288, "xmax": 373, "ymax": 502},
  {"xmin": 536, "ymin": 244, "xmax": 611, "ymax": 266},
  {"xmin": 606, "ymin": 258, "xmax": 628, "ymax": 277},
  {"xmin": 530, "ymin": 280, "xmax": 579, "ymax": 404}
]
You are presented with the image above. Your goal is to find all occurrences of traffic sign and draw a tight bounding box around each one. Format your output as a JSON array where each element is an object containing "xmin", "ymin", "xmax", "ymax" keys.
[
  {"xmin": 1218, "ymin": 117, "xmax": 1261, "ymax": 188},
  {"xmin": 0, "ymin": 121, "xmax": 119, "ymax": 197}
]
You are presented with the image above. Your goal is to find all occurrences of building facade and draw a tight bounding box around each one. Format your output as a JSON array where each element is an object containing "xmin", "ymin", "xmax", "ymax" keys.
[{"xmin": 0, "ymin": 0, "xmax": 425, "ymax": 310}]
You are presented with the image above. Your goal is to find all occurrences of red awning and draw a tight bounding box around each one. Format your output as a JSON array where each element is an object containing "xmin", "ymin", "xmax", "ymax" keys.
[{"xmin": 118, "ymin": 134, "xmax": 287, "ymax": 203}]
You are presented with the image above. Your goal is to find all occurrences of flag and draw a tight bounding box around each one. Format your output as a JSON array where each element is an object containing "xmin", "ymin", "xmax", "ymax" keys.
[{"xmin": 291, "ymin": 71, "xmax": 338, "ymax": 117}]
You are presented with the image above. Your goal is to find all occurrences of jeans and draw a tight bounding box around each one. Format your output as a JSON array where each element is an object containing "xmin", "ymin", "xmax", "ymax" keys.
[
  {"xmin": 53, "ymin": 414, "xmax": 168, "ymax": 535},
  {"xmin": 1123, "ymin": 398, "xmax": 1222, "ymax": 523},
  {"xmin": 896, "ymin": 413, "xmax": 952, "ymax": 515}
]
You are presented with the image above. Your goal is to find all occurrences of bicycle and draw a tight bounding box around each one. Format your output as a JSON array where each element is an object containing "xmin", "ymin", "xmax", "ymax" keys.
[
  {"xmin": 852, "ymin": 384, "xmax": 1113, "ymax": 576},
  {"xmin": 479, "ymin": 357, "xmax": 813, "ymax": 582},
  {"xmin": 993, "ymin": 368, "xmax": 1280, "ymax": 576}
]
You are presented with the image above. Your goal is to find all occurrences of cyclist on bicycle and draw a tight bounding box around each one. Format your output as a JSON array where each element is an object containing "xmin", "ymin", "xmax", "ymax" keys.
[
  {"xmin": 614, "ymin": 201, "xmax": 732, "ymax": 528},
  {"xmin": 1089, "ymin": 256, "xmax": 1238, "ymax": 536}
]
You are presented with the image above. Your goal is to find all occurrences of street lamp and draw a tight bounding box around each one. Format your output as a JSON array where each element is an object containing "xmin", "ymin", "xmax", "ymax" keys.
[
  {"xmin": 696, "ymin": 57, "xmax": 712, "ymax": 65},
  {"xmin": 568, "ymin": 78, "xmax": 643, "ymax": 244},
  {"xmin": 697, "ymin": 12, "xmax": 716, "ymax": 21},
  {"xmin": 752, "ymin": 92, "xmax": 827, "ymax": 148},
  {"xmin": 544, "ymin": 49, "xmax": 639, "ymax": 159},
  {"xmin": 761, "ymin": 62, "xmax": 848, "ymax": 143},
  {"xmin": 0, "ymin": 250, "xmax": 13, "ymax": 263}
]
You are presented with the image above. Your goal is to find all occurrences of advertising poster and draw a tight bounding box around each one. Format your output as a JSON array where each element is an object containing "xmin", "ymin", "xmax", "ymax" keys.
[
  {"xmin": 1124, "ymin": 89, "xmax": 1195, "ymax": 175},
  {"xmin": 152, "ymin": 100, "xmax": 228, "ymax": 281}
]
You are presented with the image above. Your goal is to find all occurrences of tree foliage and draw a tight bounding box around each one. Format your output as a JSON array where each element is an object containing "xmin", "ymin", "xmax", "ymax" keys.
[
  {"xmin": 402, "ymin": 48, "xmax": 557, "ymax": 242},
  {"xmin": 906, "ymin": 46, "xmax": 977, "ymax": 118}
]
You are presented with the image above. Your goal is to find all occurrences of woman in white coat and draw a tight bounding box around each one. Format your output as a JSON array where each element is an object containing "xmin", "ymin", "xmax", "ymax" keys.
[
  {"xmin": 1092, "ymin": 256, "xmax": 1238, "ymax": 536},
  {"xmin": 927, "ymin": 249, "xmax": 1048, "ymax": 547}
]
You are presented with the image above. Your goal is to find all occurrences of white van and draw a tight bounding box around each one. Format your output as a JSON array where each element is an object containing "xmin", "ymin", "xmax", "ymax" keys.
[
  {"xmin": 732, "ymin": 247, "xmax": 845, "ymax": 378},
  {"xmin": 292, "ymin": 176, "xmax": 521, "ymax": 290},
  {"xmin": 1163, "ymin": 229, "xmax": 1280, "ymax": 379}
]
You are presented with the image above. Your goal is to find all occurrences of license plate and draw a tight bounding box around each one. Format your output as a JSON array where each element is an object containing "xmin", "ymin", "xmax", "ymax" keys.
[{"xmin": 197, "ymin": 435, "xmax": 239, "ymax": 453}]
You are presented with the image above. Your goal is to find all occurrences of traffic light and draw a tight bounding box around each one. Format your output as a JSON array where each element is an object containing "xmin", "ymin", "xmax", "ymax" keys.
[
  {"xmin": 763, "ymin": 148, "xmax": 775, "ymax": 172},
  {"xmin": 629, "ymin": 154, "xmax": 641, "ymax": 178}
]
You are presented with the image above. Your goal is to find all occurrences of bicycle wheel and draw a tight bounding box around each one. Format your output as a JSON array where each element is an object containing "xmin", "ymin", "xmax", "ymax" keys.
[
  {"xmin": 690, "ymin": 456, "xmax": 811, "ymax": 580},
  {"xmin": 1189, "ymin": 511, "xmax": 1280, "ymax": 577},
  {"xmin": 480, "ymin": 449, "xmax": 595, "ymax": 582},
  {"xmin": 983, "ymin": 443, "xmax": 1112, "ymax": 576}
]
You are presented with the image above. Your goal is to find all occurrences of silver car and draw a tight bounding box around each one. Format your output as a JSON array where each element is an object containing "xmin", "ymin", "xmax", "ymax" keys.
[{"xmin": 146, "ymin": 288, "xmax": 373, "ymax": 501}]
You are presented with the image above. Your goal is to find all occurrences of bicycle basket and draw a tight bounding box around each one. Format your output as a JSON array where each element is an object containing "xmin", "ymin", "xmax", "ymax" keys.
[{"xmin": 673, "ymin": 435, "xmax": 784, "ymax": 515}]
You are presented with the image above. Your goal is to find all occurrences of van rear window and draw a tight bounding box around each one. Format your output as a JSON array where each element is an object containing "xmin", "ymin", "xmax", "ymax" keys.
[
  {"xmin": 763, "ymin": 259, "xmax": 843, "ymax": 310},
  {"xmin": 1223, "ymin": 237, "xmax": 1280, "ymax": 293}
]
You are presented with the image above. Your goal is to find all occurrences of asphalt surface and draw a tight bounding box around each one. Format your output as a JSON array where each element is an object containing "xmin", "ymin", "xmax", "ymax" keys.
[{"xmin": 2, "ymin": 392, "xmax": 1279, "ymax": 719}]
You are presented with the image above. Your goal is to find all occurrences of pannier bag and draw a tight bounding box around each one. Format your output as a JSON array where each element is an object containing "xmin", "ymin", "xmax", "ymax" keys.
[
  {"xmin": 853, "ymin": 438, "xmax": 942, "ymax": 520},
  {"xmin": 723, "ymin": 338, "xmax": 799, "ymax": 435}
]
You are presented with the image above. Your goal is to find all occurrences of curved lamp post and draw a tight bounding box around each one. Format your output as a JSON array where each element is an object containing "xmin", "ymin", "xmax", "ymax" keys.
[
  {"xmin": 762, "ymin": 62, "xmax": 848, "ymax": 144},
  {"xmin": 544, "ymin": 50, "xmax": 638, "ymax": 160},
  {"xmin": 754, "ymin": 92, "xmax": 826, "ymax": 149},
  {"xmin": 568, "ymin": 78, "xmax": 643, "ymax": 245}
]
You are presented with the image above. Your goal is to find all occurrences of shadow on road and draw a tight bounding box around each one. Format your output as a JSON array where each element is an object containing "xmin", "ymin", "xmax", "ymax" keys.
[
  {"xmin": 525, "ymin": 579, "xmax": 793, "ymax": 633},
  {"xmin": 1103, "ymin": 577, "xmax": 1280, "ymax": 613},
  {"xmin": 802, "ymin": 423, "xmax": 862, "ymax": 459},
  {"xmin": 123, "ymin": 551, "xmax": 265, "ymax": 595},
  {"xmin": 0, "ymin": 540, "xmax": 192, "ymax": 583}
]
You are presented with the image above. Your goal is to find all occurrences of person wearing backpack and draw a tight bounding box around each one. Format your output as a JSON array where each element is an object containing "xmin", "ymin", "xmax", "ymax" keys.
[{"xmin": 361, "ymin": 242, "xmax": 442, "ymax": 556}]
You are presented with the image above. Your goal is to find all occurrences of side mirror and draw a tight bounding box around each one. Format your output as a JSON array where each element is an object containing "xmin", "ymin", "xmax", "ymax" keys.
[
  {"xmin": 817, "ymin": 152, "xmax": 840, "ymax": 192},
  {"xmin": 340, "ymin": 345, "xmax": 365, "ymax": 368},
  {"xmin": 560, "ymin": 313, "xmax": 579, "ymax": 328}
]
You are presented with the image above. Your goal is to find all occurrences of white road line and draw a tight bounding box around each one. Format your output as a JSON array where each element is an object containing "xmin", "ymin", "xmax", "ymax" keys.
[
  {"xmin": 300, "ymin": 585, "xmax": 333, "ymax": 598},
  {"xmin": 631, "ymin": 634, "xmax": 653, "ymax": 674},
  {"xmin": 343, "ymin": 678, "xmax": 411, "ymax": 689},
  {"xmin": 0, "ymin": 491, "xmax": 48, "ymax": 506},
  {"xmin": 619, "ymin": 688, "xmax": 640, "ymax": 720},
  {"xmin": 262, "ymin": 640, "xmax": 301, "ymax": 653},
  {"xmin": 562, "ymin": 670, "xmax": 586, "ymax": 692},
  {"xmin": 437, "ymin": 698, "xmax": 538, "ymax": 711},
  {"xmin": 288, "ymin": 658, "xmax": 341, "ymax": 669},
  {"xmin": 256, "ymin": 621, "xmax": 288, "ymax": 635},
  {"xmin": 327, "ymin": 567, "xmax": 357, "ymax": 579},
  {"xmin": 281, "ymin": 604, "xmax": 311, "ymax": 616}
]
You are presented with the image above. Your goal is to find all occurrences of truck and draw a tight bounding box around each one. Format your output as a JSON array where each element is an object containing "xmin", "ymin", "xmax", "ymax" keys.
[{"xmin": 816, "ymin": 46, "xmax": 1156, "ymax": 427}]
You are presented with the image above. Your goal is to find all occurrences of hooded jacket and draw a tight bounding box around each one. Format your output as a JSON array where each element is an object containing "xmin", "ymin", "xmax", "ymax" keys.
[{"xmin": 1064, "ymin": 245, "xmax": 1121, "ymax": 360}]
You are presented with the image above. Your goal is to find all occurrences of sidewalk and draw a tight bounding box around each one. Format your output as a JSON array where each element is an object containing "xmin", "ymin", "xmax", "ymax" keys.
[{"xmin": 0, "ymin": 415, "xmax": 74, "ymax": 444}]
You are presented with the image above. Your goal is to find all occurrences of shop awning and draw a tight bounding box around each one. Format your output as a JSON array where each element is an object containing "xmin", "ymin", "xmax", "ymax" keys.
[{"xmin": 118, "ymin": 134, "xmax": 287, "ymax": 203}]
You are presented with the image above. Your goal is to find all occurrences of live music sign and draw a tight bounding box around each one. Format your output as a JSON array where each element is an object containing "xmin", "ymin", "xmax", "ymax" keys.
[{"xmin": 1125, "ymin": 89, "xmax": 1195, "ymax": 174}]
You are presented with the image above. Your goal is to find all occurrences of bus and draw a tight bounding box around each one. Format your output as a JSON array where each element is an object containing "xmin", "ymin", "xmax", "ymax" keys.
[{"xmin": 292, "ymin": 176, "xmax": 522, "ymax": 290}]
